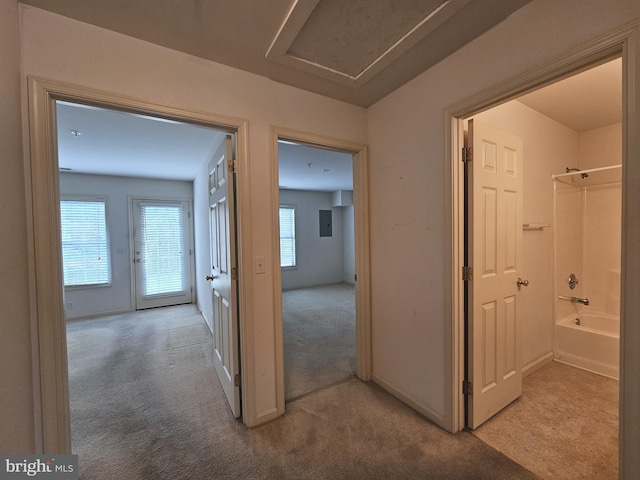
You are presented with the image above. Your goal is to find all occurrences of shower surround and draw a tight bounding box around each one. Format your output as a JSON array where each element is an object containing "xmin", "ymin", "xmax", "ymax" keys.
[{"xmin": 553, "ymin": 166, "xmax": 621, "ymax": 378}]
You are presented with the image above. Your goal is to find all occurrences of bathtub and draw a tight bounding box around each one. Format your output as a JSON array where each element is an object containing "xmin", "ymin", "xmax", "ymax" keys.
[{"xmin": 555, "ymin": 313, "xmax": 619, "ymax": 379}]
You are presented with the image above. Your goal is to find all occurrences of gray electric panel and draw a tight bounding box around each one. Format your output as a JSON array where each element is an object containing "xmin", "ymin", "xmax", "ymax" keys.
[{"xmin": 319, "ymin": 210, "xmax": 332, "ymax": 237}]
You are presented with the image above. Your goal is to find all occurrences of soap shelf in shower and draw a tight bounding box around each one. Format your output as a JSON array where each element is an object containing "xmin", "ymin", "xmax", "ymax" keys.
[{"xmin": 523, "ymin": 223, "xmax": 550, "ymax": 231}]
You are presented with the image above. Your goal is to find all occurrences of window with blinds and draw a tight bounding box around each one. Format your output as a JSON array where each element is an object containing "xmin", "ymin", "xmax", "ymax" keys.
[
  {"xmin": 60, "ymin": 198, "xmax": 111, "ymax": 287},
  {"xmin": 279, "ymin": 206, "xmax": 296, "ymax": 268},
  {"xmin": 140, "ymin": 204, "xmax": 185, "ymax": 296}
]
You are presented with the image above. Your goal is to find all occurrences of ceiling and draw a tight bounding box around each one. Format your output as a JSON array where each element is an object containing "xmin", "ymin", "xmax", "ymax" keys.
[
  {"xmin": 56, "ymin": 57, "xmax": 622, "ymax": 188},
  {"xmin": 517, "ymin": 58, "xmax": 622, "ymax": 132},
  {"xmin": 21, "ymin": 0, "xmax": 533, "ymax": 107}
]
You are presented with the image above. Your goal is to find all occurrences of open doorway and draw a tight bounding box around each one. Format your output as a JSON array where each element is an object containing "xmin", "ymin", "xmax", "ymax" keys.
[
  {"xmin": 277, "ymin": 141, "xmax": 356, "ymax": 401},
  {"xmin": 271, "ymin": 128, "xmax": 371, "ymax": 414},
  {"xmin": 458, "ymin": 57, "xmax": 622, "ymax": 478},
  {"xmin": 27, "ymin": 77, "xmax": 251, "ymax": 452}
]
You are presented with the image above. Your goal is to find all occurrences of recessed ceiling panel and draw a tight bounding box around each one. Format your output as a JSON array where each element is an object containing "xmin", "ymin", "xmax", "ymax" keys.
[
  {"xmin": 267, "ymin": 0, "xmax": 471, "ymax": 86},
  {"xmin": 288, "ymin": 0, "xmax": 447, "ymax": 77}
]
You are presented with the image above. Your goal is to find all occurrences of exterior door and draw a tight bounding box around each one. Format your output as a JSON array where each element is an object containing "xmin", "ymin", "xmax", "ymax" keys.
[
  {"xmin": 132, "ymin": 199, "xmax": 193, "ymax": 310},
  {"xmin": 467, "ymin": 119, "xmax": 524, "ymax": 429},
  {"xmin": 208, "ymin": 135, "xmax": 241, "ymax": 418}
]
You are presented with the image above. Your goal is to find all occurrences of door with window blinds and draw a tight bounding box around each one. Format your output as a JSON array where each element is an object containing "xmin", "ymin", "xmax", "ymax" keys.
[{"xmin": 132, "ymin": 199, "xmax": 194, "ymax": 310}]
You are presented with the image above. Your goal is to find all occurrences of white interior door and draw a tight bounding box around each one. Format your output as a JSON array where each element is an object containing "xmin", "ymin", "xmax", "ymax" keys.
[
  {"xmin": 208, "ymin": 135, "xmax": 241, "ymax": 418},
  {"xmin": 467, "ymin": 119, "xmax": 524, "ymax": 429},
  {"xmin": 132, "ymin": 199, "xmax": 193, "ymax": 310}
]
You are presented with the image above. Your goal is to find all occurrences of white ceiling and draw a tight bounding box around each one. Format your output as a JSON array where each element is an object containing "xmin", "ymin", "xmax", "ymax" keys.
[
  {"xmin": 21, "ymin": 0, "xmax": 532, "ymax": 107},
  {"xmin": 517, "ymin": 58, "xmax": 622, "ymax": 132}
]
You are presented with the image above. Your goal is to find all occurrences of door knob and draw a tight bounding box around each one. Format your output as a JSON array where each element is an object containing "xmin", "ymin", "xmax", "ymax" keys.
[
  {"xmin": 517, "ymin": 278, "xmax": 529, "ymax": 289},
  {"xmin": 205, "ymin": 275, "xmax": 215, "ymax": 281}
]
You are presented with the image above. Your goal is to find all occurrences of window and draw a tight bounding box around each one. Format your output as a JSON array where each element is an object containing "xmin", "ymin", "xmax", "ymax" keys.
[
  {"xmin": 60, "ymin": 198, "xmax": 111, "ymax": 287},
  {"xmin": 279, "ymin": 206, "xmax": 296, "ymax": 268}
]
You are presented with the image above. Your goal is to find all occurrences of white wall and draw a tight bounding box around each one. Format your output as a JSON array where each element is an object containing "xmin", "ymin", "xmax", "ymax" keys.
[
  {"xmin": 366, "ymin": 0, "xmax": 639, "ymax": 431},
  {"xmin": 472, "ymin": 100, "xmax": 579, "ymax": 372},
  {"xmin": 59, "ymin": 173, "xmax": 194, "ymax": 319},
  {"xmin": 19, "ymin": 4, "xmax": 367, "ymax": 429},
  {"xmin": 279, "ymin": 189, "xmax": 345, "ymax": 290},
  {"xmin": 0, "ymin": 0, "xmax": 35, "ymax": 453}
]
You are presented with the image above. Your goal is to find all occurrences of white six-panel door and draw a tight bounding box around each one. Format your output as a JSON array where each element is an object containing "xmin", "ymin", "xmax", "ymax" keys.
[
  {"xmin": 208, "ymin": 135, "xmax": 241, "ymax": 418},
  {"xmin": 468, "ymin": 119, "xmax": 524, "ymax": 429}
]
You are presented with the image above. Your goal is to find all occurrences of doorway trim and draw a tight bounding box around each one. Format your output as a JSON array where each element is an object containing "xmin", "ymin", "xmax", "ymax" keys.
[
  {"xmin": 26, "ymin": 77, "xmax": 252, "ymax": 452},
  {"xmin": 445, "ymin": 20, "xmax": 639, "ymax": 474},
  {"xmin": 270, "ymin": 127, "xmax": 371, "ymax": 416}
]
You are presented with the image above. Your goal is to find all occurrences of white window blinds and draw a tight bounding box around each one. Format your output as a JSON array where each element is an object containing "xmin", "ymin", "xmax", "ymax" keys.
[
  {"xmin": 279, "ymin": 206, "xmax": 296, "ymax": 268},
  {"xmin": 140, "ymin": 204, "xmax": 185, "ymax": 296},
  {"xmin": 60, "ymin": 199, "xmax": 111, "ymax": 286}
]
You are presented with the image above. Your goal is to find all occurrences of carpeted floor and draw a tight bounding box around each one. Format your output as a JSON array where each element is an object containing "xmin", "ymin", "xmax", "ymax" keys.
[
  {"xmin": 282, "ymin": 283, "xmax": 356, "ymax": 400},
  {"xmin": 472, "ymin": 361, "xmax": 619, "ymax": 480},
  {"xmin": 67, "ymin": 304, "xmax": 539, "ymax": 479}
]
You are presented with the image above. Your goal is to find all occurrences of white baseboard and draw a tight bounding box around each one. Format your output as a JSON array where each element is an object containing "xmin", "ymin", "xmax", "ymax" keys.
[
  {"xmin": 371, "ymin": 374, "xmax": 446, "ymax": 429},
  {"xmin": 522, "ymin": 352, "xmax": 554, "ymax": 378}
]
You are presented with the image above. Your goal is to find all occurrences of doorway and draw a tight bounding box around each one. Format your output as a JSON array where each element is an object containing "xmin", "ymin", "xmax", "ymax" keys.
[
  {"xmin": 277, "ymin": 141, "xmax": 356, "ymax": 401},
  {"xmin": 453, "ymin": 56, "xmax": 622, "ymax": 478},
  {"xmin": 270, "ymin": 128, "xmax": 371, "ymax": 414},
  {"xmin": 131, "ymin": 198, "xmax": 194, "ymax": 310},
  {"xmin": 28, "ymin": 77, "xmax": 251, "ymax": 452}
]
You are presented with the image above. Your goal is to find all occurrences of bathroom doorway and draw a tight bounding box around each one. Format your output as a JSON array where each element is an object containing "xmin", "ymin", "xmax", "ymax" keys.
[{"xmin": 462, "ymin": 58, "xmax": 621, "ymax": 478}]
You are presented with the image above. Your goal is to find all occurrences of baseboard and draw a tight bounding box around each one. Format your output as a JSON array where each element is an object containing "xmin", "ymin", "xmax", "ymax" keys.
[
  {"xmin": 371, "ymin": 374, "xmax": 446, "ymax": 429},
  {"xmin": 522, "ymin": 352, "xmax": 554, "ymax": 378},
  {"xmin": 65, "ymin": 308, "xmax": 132, "ymax": 321}
]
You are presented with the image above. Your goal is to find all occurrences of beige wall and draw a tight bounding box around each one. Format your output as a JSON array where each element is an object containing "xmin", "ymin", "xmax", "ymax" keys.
[
  {"xmin": 472, "ymin": 100, "xmax": 579, "ymax": 372},
  {"xmin": 366, "ymin": 0, "xmax": 639, "ymax": 438},
  {"xmin": 0, "ymin": 0, "xmax": 36, "ymax": 453}
]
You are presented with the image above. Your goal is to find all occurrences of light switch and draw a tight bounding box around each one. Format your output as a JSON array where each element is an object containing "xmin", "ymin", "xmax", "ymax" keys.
[{"xmin": 255, "ymin": 256, "xmax": 266, "ymax": 274}]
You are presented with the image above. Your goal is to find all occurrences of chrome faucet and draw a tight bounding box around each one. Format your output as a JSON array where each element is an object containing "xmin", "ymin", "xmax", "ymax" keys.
[{"xmin": 558, "ymin": 295, "xmax": 589, "ymax": 306}]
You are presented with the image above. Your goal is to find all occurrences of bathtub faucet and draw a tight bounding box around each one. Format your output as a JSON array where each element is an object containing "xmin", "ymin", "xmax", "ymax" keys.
[{"xmin": 558, "ymin": 295, "xmax": 589, "ymax": 306}]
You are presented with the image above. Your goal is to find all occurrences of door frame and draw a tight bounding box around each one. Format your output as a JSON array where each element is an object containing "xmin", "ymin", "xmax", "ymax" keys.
[
  {"xmin": 26, "ymin": 77, "xmax": 252, "ymax": 452},
  {"xmin": 445, "ymin": 20, "xmax": 639, "ymax": 470},
  {"xmin": 270, "ymin": 127, "xmax": 371, "ymax": 417}
]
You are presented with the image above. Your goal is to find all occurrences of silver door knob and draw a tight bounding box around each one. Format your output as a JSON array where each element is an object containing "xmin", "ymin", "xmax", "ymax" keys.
[{"xmin": 517, "ymin": 278, "xmax": 529, "ymax": 288}]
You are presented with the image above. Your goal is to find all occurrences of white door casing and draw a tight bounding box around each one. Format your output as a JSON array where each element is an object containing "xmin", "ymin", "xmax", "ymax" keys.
[
  {"xmin": 467, "ymin": 119, "xmax": 524, "ymax": 429},
  {"xmin": 132, "ymin": 198, "xmax": 193, "ymax": 310},
  {"xmin": 208, "ymin": 135, "xmax": 241, "ymax": 418}
]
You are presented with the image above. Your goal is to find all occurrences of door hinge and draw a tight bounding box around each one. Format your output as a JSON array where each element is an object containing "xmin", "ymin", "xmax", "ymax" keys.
[
  {"xmin": 354, "ymin": 274, "xmax": 358, "ymax": 282},
  {"xmin": 234, "ymin": 373, "xmax": 241, "ymax": 387},
  {"xmin": 463, "ymin": 380, "xmax": 473, "ymax": 395},
  {"xmin": 462, "ymin": 147, "xmax": 472, "ymax": 163},
  {"xmin": 229, "ymin": 159, "xmax": 237, "ymax": 173},
  {"xmin": 231, "ymin": 267, "xmax": 238, "ymax": 280},
  {"xmin": 462, "ymin": 266, "xmax": 473, "ymax": 281}
]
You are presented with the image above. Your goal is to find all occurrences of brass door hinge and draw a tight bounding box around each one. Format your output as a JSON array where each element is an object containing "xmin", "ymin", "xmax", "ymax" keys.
[
  {"xmin": 462, "ymin": 147, "xmax": 473, "ymax": 163},
  {"xmin": 463, "ymin": 380, "xmax": 473, "ymax": 395},
  {"xmin": 462, "ymin": 266, "xmax": 473, "ymax": 281},
  {"xmin": 234, "ymin": 373, "xmax": 241, "ymax": 387},
  {"xmin": 231, "ymin": 267, "xmax": 238, "ymax": 280}
]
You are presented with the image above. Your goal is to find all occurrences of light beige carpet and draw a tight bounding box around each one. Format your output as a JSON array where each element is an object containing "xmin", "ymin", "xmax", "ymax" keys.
[
  {"xmin": 282, "ymin": 283, "xmax": 356, "ymax": 400},
  {"xmin": 472, "ymin": 361, "xmax": 618, "ymax": 480},
  {"xmin": 67, "ymin": 304, "xmax": 540, "ymax": 479}
]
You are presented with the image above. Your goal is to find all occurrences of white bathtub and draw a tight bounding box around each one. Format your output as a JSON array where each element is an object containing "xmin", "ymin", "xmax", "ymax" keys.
[{"xmin": 555, "ymin": 313, "xmax": 619, "ymax": 379}]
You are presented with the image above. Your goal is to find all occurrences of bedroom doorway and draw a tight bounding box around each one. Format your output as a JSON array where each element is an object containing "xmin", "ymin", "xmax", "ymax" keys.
[{"xmin": 271, "ymin": 128, "xmax": 371, "ymax": 412}]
